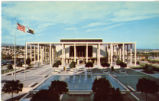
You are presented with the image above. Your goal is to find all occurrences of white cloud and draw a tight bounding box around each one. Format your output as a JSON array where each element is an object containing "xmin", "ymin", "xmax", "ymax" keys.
[
  {"xmin": 86, "ymin": 23, "xmax": 122, "ymax": 32},
  {"xmin": 65, "ymin": 27, "xmax": 77, "ymax": 31},
  {"xmin": 2, "ymin": 2, "xmax": 159, "ymax": 44},
  {"xmin": 82, "ymin": 22, "xmax": 110, "ymax": 28},
  {"xmin": 111, "ymin": 2, "xmax": 159, "ymax": 22}
]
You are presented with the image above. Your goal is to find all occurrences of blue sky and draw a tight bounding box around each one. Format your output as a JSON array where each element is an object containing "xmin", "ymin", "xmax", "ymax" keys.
[{"xmin": 2, "ymin": 1, "xmax": 159, "ymax": 49}]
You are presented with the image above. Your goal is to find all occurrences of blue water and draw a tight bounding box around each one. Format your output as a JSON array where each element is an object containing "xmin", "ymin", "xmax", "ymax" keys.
[{"xmin": 35, "ymin": 74, "xmax": 126, "ymax": 91}]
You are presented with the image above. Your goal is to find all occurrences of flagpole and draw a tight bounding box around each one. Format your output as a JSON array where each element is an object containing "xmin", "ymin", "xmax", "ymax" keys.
[
  {"xmin": 24, "ymin": 26, "xmax": 30, "ymax": 80},
  {"xmin": 14, "ymin": 29, "xmax": 16, "ymax": 80},
  {"xmin": 24, "ymin": 34, "xmax": 26, "ymax": 80}
]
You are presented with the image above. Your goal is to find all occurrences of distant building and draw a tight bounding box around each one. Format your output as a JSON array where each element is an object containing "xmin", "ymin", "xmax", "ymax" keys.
[{"xmin": 26, "ymin": 39, "xmax": 137, "ymax": 67}]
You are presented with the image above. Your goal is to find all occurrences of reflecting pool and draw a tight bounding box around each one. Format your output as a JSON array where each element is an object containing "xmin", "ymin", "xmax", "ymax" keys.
[{"xmin": 36, "ymin": 73, "xmax": 126, "ymax": 91}]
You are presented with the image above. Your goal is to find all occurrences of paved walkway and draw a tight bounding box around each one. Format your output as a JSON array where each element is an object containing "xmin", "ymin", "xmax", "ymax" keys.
[{"xmin": 1, "ymin": 64, "xmax": 53, "ymax": 101}]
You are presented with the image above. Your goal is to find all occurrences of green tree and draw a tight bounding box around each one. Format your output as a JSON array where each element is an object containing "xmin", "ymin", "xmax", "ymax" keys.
[
  {"xmin": 31, "ymin": 90, "xmax": 59, "ymax": 101},
  {"xmin": 31, "ymin": 80, "xmax": 68, "ymax": 101},
  {"xmin": 136, "ymin": 78, "xmax": 158, "ymax": 101},
  {"xmin": 49, "ymin": 80, "xmax": 68, "ymax": 94},
  {"xmin": 111, "ymin": 88, "xmax": 123, "ymax": 101},
  {"xmin": 2, "ymin": 80, "xmax": 23, "ymax": 101},
  {"xmin": 92, "ymin": 78, "xmax": 112, "ymax": 101}
]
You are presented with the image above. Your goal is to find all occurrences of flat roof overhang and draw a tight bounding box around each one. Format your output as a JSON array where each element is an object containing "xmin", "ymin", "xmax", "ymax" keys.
[
  {"xmin": 60, "ymin": 38, "xmax": 103, "ymax": 42},
  {"xmin": 27, "ymin": 42, "xmax": 136, "ymax": 45}
]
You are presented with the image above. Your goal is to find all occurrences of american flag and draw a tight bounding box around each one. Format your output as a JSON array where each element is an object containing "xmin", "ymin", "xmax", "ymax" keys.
[{"xmin": 17, "ymin": 23, "xmax": 25, "ymax": 32}]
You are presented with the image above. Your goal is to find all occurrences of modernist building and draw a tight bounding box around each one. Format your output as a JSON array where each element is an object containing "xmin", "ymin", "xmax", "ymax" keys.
[{"xmin": 26, "ymin": 39, "xmax": 136, "ymax": 67}]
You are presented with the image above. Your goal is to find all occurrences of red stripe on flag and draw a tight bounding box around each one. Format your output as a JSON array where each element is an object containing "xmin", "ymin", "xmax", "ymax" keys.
[{"xmin": 17, "ymin": 23, "xmax": 25, "ymax": 32}]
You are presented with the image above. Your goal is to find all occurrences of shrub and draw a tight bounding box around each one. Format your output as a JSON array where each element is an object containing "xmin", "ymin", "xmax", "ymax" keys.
[
  {"xmin": 148, "ymin": 59, "xmax": 159, "ymax": 64},
  {"xmin": 120, "ymin": 62, "xmax": 127, "ymax": 68},
  {"xmin": 79, "ymin": 60, "xmax": 83, "ymax": 64},
  {"xmin": 85, "ymin": 62, "xmax": 93, "ymax": 67},
  {"xmin": 100, "ymin": 57, "xmax": 108, "ymax": 63},
  {"xmin": 53, "ymin": 63, "xmax": 59, "ymax": 67},
  {"xmin": 26, "ymin": 58, "xmax": 31, "ymax": 66},
  {"xmin": 143, "ymin": 64, "xmax": 154, "ymax": 74},
  {"xmin": 69, "ymin": 61, "xmax": 76, "ymax": 68},
  {"xmin": 17, "ymin": 62, "xmax": 23, "ymax": 67},
  {"xmin": 56, "ymin": 60, "xmax": 61, "ymax": 65},
  {"xmin": 52, "ymin": 60, "xmax": 61, "ymax": 67},
  {"xmin": 101, "ymin": 62, "xmax": 110, "ymax": 67},
  {"xmin": 137, "ymin": 61, "xmax": 140, "ymax": 65},
  {"xmin": 116, "ymin": 59, "xmax": 127, "ymax": 68},
  {"xmin": 111, "ymin": 66, "xmax": 114, "ymax": 72},
  {"xmin": 7, "ymin": 64, "xmax": 13, "ymax": 70},
  {"xmin": 116, "ymin": 59, "xmax": 122, "ymax": 65}
]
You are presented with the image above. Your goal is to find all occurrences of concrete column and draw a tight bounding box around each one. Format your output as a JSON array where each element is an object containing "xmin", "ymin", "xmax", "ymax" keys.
[
  {"xmin": 49, "ymin": 44, "xmax": 52, "ymax": 66},
  {"xmin": 30, "ymin": 45, "xmax": 32, "ymax": 62},
  {"xmin": 97, "ymin": 43, "xmax": 101, "ymax": 66},
  {"xmin": 44, "ymin": 46, "xmax": 46, "ymax": 63},
  {"xmin": 134, "ymin": 43, "xmax": 136, "ymax": 66},
  {"xmin": 119, "ymin": 46, "xmax": 121, "ymax": 60},
  {"xmin": 110, "ymin": 43, "xmax": 113, "ymax": 66},
  {"xmin": 130, "ymin": 44, "xmax": 133, "ymax": 65},
  {"xmin": 62, "ymin": 44, "xmax": 65, "ymax": 66},
  {"xmin": 86, "ymin": 43, "xmax": 88, "ymax": 63},
  {"xmin": 34, "ymin": 45, "xmax": 36, "ymax": 63},
  {"xmin": 52, "ymin": 47, "xmax": 54, "ymax": 65},
  {"xmin": 122, "ymin": 43, "xmax": 125, "ymax": 62},
  {"xmin": 127, "ymin": 44, "xmax": 129, "ymax": 63},
  {"xmin": 38, "ymin": 43, "xmax": 39, "ymax": 62},
  {"xmin": 42, "ymin": 47, "xmax": 44, "ymax": 64},
  {"xmin": 40, "ymin": 46, "xmax": 42, "ymax": 64},
  {"xmin": 106, "ymin": 45, "xmax": 109, "ymax": 63},
  {"xmin": 108, "ymin": 45, "xmax": 110, "ymax": 63},
  {"xmin": 64, "ymin": 45, "xmax": 66, "ymax": 65},
  {"xmin": 74, "ymin": 43, "xmax": 76, "ymax": 62}
]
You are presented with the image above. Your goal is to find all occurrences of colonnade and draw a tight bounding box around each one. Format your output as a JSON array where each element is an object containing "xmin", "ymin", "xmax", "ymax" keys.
[
  {"xmin": 26, "ymin": 43, "xmax": 55, "ymax": 66},
  {"xmin": 26, "ymin": 42, "xmax": 136, "ymax": 67}
]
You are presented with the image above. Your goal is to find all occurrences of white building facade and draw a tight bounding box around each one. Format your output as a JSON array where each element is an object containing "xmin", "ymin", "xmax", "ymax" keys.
[{"xmin": 26, "ymin": 39, "xmax": 136, "ymax": 67}]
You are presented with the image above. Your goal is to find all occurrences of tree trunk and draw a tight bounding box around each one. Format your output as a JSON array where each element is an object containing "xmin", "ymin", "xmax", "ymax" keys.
[
  {"xmin": 11, "ymin": 92, "xmax": 13, "ymax": 101},
  {"xmin": 145, "ymin": 93, "xmax": 148, "ymax": 101}
]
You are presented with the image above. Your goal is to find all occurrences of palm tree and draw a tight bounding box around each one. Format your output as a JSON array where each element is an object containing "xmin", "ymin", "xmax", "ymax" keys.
[{"xmin": 2, "ymin": 80, "xmax": 23, "ymax": 101}]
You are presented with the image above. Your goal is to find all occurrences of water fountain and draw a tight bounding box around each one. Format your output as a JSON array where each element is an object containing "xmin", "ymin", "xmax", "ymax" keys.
[{"xmin": 84, "ymin": 68, "xmax": 87, "ymax": 81}]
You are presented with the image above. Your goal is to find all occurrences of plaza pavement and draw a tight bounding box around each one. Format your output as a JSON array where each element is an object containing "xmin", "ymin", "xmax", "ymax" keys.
[
  {"xmin": 2, "ymin": 63, "xmax": 159, "ymax": 101},
  {"xmin": 1, "ymin": 64, "xmax": 53, "ymax": 101}
]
